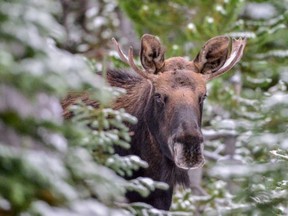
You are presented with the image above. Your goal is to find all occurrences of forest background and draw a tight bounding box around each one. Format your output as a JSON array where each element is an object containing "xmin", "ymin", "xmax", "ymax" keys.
[{"xmin": 0, "ymin": 0, "xmax": 288, "ymax": 215}]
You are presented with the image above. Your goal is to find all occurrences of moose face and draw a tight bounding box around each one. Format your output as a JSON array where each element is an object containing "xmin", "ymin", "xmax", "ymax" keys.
[
  {"xmin": 150, "ymin": 68, "xmax": 206, "ymax": 169},
  {"xmin": 113, "ymin": 34, "xmax": 246, "ymax": 170}
]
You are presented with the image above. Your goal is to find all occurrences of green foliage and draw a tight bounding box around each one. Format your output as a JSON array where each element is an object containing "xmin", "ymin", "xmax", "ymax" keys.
[
  {"xmin": 119, "ymin": 0, "xmax": 246, "ymax": 56},
  {"xmin": 1, "ymin": 0, "xmax": 288, "ymax": 215},
  {"xmin": 0, "ymin": 0, "xmax": 171, "ymax": 215}
]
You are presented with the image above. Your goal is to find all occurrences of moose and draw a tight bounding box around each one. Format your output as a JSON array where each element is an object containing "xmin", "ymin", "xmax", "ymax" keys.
[{"xmin": 62, "ymin": 34, "xmax": 246, "ymax": 210}]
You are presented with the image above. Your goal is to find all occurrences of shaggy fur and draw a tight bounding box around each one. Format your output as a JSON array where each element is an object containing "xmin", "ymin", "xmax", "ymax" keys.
[
  {"xmin": 62, "ymin": 34, "xmax": 246, "ymax": 210},
  {"xmin": 62, "ymin": 69, "xmax": 191, "ymax": 210}
]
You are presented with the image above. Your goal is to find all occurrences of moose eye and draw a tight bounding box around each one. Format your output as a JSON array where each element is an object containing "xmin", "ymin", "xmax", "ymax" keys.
[
  {"xmin": 154, "ymin": 93, "xmax": 167, "ymax": 104},
  {"xmin": 199, "ymin": 94, "xmax": 207, "ymax": 104},
  {"xmin": 154, "ymin": 93, "xmax": 162, "ymax": 102}
]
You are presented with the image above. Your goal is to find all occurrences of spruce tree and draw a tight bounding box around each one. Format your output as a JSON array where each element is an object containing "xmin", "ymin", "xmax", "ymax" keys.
[
  {"xmin": 0, "ymin": 0, "xmax": 170, "ymax": 215},
  {"xmin": 2, "ymin": 0, "xmax": 288, "ymax": 215}
]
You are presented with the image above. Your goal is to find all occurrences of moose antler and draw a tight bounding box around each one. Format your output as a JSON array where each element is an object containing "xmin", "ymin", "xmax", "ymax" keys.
[{"xmin": 112, "ymin": 38, "xmax": 149, "ymax": 79}]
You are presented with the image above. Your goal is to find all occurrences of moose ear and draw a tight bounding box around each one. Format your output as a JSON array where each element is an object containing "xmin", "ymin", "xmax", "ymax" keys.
[
  {"xmin": 193, "ymin": 36, "xmax": 246, "ymax": 81},
  {"xmin": 140, "ymin": 34, "xmax": 165, "ymax": 74}
]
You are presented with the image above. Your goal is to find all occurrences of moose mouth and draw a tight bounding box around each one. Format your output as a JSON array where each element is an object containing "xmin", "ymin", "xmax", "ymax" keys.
[{"xmin": 172, "ymin": 142, "xmax": 205, "ymax": 170}]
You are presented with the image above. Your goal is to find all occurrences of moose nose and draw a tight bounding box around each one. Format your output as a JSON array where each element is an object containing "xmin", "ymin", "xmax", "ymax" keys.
[
  {"xmin": 174, "ymin": 122, "xmax": 204, "ymax": 145},
  {"xmin": 175, "ymin": 131, "xmax": 203, "ymax": 145}
]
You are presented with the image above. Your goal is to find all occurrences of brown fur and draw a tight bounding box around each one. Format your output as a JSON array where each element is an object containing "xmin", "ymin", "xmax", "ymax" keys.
[{"xmin": 62, "ymin": 34, "xmax": 246, "ymax": 210}]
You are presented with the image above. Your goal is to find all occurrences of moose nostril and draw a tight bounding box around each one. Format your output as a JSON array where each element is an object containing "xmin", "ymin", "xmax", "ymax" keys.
[
  {"xmin": 192, "ymin": 134, "xmax": 203, "ymax": 144},
  {"xmin": 198, "ymin": 134, "xmax": 204, "ymax": 143}
]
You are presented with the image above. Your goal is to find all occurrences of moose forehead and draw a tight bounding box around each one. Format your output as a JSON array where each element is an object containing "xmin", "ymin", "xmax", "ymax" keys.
[{"xmin": 154, "ymin": 57, "xmax": 206, "ymax": 93}]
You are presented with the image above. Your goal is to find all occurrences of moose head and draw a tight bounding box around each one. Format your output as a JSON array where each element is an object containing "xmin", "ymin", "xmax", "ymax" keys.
[{"xmin": 112, "ymin": 34, "xmax": 246, "ymax": 170}]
